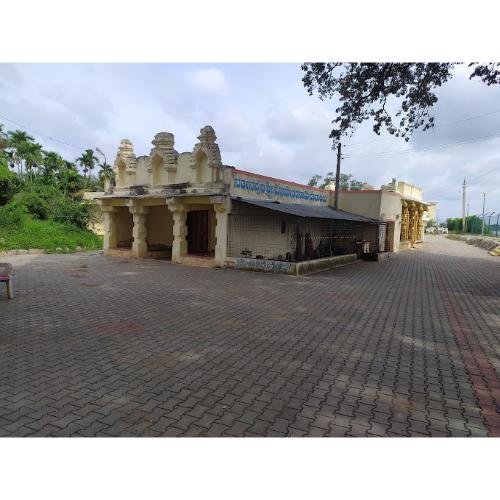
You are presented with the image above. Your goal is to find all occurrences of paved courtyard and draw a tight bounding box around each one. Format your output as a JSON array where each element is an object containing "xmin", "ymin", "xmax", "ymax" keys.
[{"xmin": 1, "ymin": 236, "xmax": 499, "ymax": 437}]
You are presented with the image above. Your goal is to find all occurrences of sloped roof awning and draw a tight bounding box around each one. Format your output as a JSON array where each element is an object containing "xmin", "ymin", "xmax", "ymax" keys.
[{"xmin": 231, "ymin": 197, "xmax": 379, "ymax": 223}]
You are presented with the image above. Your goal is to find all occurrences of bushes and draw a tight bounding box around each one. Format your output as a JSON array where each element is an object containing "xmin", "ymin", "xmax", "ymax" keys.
[
  {"xmin": 0, "ymin": 158, "xmax": 20, "ymax": 206},
  {"xmin": 1, "ymin": 171, "xmax": 101, "ymax": 252},
  {"xmin": 9, "ymin": 185, "xmax": 96, "ymax": 229},
  {"xmin": 0, "ymin": 202, "xmax": 28, "ymax": 227},
  {"xmin": 0, "ymin": 218, "xmax": 103, "ymax": 252},
  {"xmin": 50, "ymin": 199, "xmax": 96, "ymax": 229},
  {"xmin": 12, "ymin": 191, "xmax": 49, "ymax": 219}
]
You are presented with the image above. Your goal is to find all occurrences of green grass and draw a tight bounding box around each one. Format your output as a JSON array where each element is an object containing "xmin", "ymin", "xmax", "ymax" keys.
[{"xmin": 0, "ymin": 218, "xmax": 103, "ymax": 253}]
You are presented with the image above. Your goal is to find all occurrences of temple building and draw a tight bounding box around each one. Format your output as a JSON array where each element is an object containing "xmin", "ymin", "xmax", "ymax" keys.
[{"xmin": 96, "ymin": 126, "xmax": 430, "ymax": 273}]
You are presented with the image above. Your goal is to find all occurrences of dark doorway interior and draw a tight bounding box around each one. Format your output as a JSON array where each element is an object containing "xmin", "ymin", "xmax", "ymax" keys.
[{"xmin": 187, "ymin": 210, "xmax": 209, "ymax": 254}]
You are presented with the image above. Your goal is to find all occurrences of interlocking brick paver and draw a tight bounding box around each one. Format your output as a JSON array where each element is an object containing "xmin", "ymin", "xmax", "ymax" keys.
[{"xmin": 1, "ymin": 236, "xmax": 499, "ymax": 437}]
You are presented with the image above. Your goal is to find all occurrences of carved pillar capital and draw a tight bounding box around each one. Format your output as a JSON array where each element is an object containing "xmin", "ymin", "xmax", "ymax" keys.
[
  {"xmin": 128, "ymin": 204, "xmax": 150, "ymax": 216},
  {"xmin": 167, "ymin": 200, "xmax": 187, "ymax": 214}
]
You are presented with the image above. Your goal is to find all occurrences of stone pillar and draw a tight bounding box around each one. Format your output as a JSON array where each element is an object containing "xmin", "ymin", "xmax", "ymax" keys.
[
  {"xmin": 102, "ymin": 205, "xmax": 119, "ymax": 253},
  {"xmin": 409, "ymin": 205, "xmax": 417, "ymax": 245},
  {"xmin": 214, "ymin": 204, "xmax": 229, "ymax": 264},
  {"xmin": 129, "ymin": 205, "xmax": 150, "ymax": 258},
  {"xmin": 416, "ymin": 206, "xmax": 424, "ymax": 242},
  {"xmin": 168, "ymin": 202, "xmax": 188, "ymax": 261},
  {"xmin": 401, "ymin": 204, "xmax": 409, "ymax": 241}
]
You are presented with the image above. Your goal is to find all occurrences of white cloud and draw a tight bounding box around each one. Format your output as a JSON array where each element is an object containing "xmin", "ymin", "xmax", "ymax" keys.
[
  {"xmin": 189, "ymin": 68, "xmax": 229, "ymax": 95},
  {"xmin": 267, "ymin": 105, "xmax": 332, "ymax": 144}
]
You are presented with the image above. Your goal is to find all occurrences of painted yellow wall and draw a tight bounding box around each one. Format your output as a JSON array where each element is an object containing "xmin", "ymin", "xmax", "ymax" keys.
[
  {"xmin": 146, "ymin": 206, "xmax": 173, "ymax": 247},
  {"xmin": 338, "ymin": 191, "xmax": 382, "ymax": 219},
  {"xmin": 397, "ymin": 181, "xmax": 422, "ymax": 200},
  {"xmin": 380, "ymin": 191, "xmax": 403, "ymax": 250},
  {"xmin": 338, "ymin": 190, "xmax": 404, "ymax": 252}
]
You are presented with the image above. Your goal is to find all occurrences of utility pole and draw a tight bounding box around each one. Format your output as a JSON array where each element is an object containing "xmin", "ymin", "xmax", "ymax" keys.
[
  {"xmin": 462, "ymin": 178, "xmax": 467, "ymax": 233},
  {"xmin": 496, "ymin": 211, "xmax": 499, "ymax": 237},
  {"xmin": 481, "ymin": 192, "xmax": 486, "ymax": 235},
  {"xmin": 334, "ymin": 142, "xmax": 342, "ymax": 209}
]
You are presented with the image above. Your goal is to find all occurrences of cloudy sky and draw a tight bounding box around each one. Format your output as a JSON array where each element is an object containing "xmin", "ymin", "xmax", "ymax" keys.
[{"xmin": 1, "ymin": 63, "xmax": 499, "ymax": 220}]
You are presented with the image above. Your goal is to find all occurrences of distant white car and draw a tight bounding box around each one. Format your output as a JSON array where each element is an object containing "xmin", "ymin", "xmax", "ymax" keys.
[{"xmin": 438, "ymin": 227, "xmax": 448, "ymax": 234}]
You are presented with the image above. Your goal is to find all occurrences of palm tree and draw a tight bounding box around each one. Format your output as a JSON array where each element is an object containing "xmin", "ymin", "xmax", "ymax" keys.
[
  {"xmin": 98, "ymin": 161, "xmax": 115, "ymax": 186},
  {"xmin": 42, "ymin": 150, "xmax": 65, "ymax": 180},
  {"xmin": 76, "ymin": 149, "xmax": 99, "ymax": 180},
  {"xmin": 0, "ymin": 124, "xmax": 8, "ymax": 152},
  {"xmin": 24, "ymin": 142, "xmax": 44, "ymax": 182},
  {"xmin": 7, "ymin": 129, "xmax": 35, "ymax": 177},
  {"xmin": 58, "ymin": 161, "xmax": 83, "ymax": 195}
]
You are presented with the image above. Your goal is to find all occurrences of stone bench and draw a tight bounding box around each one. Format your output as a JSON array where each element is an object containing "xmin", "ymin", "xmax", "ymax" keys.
[{"xmin": 0, "ymin": 263, "xmax": 14, "ymax": 299}]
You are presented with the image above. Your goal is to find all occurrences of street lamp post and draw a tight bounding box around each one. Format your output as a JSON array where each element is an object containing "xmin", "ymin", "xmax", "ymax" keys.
[
  {"xmin": 95, "ymin": 147, "xmax": 111, "ymax": 189},
  {"xmin": 95, "ymin": 147, "xmax": 107, "ymax": 168}
]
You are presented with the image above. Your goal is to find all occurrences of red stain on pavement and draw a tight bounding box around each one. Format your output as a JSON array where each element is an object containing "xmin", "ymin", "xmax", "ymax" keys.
[{"xmin": 435, "ymin": 265, "xmax": 500, "ymax": 437}]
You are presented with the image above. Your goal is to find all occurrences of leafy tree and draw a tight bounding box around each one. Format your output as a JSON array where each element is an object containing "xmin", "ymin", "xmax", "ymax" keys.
[
  {"xmin": 41, "ymin": 150, "xmax": 65, "ymax": 181},
  {"xmin": 6, "ymin": 129, "xmax": 34, "ymax": 149},
  {"xmin": 0, "ymin": 124, "xmax": 8, "ymax": 151},
  {"xmin": 307, "ymin": 174, "xmax": 322, "ymax": 187},
  {"xmin": 307, "ymin": 171, "xmax": 371, "ymax": 190},
  {"xmin": 7, "ymin": 129, "xmax": 35, "ymax": 176},
  {"xmin": 23, "ymin": 141, "xmax": 44, "ymax": 182},
  {"xmin": 349, "ymin": 179, "xmax": 373, "ymax": 191},
  {"xmin": 302, "ymin": 63, "xmax": 500, "ymax": 146},
  {"xmin": 76, "ymin": 149, "xmax": 99, "ymax": 180},
  {"xmin": 0, "ymin": 156, "xmax": 16, "ymax": 205},
  {"xmin": 57, "ymin": 161, "xmax": 84, "ymax": 195},
  {"xmin": 98, "ymin": 161, "xmax": 115, "ymax": 189},
  {"xmin": 446, "ymin": 215, "xmax": 489, "ymax": 234}
]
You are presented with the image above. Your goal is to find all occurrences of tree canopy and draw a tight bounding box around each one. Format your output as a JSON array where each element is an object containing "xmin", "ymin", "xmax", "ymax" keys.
[
  {"xmin": 0, "ymin": 127, "xmax": 106, "ymax": 190},
  {"xmin": 301, "ymin": 63, "xmax": 500, "ymax": 146},
  {"xmin": 0, "ymin": 124, "xmax": 106, "ymax": 240},
  {"xmin": 308, "ymin": 172, "xmax": 373, "ymax": 191}
]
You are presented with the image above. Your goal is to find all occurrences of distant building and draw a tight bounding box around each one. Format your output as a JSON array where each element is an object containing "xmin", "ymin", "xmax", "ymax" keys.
[
  {"xmin": 333, "ymin": 178, "xmax": 431, "ymax": 252},
  {"xmin": 423, "ymin": 202, "xmax": 438, "ymax": 225}
]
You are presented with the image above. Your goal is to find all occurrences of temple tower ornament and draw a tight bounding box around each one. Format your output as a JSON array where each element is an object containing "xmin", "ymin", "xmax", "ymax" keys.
[
  {"xmin": 149, "ymin": 132, "xmax": 179, "ymax": 168},
  {"xmin": 114, "ymin": 139, "xmax": 137, "ymax": 187},
  {"xmin": 190, "ymin": 125, "xmax": 222, "ymax": 183},
  {"xmin": 149, "ymin": 132, "xmax": 179, "ymax": 185}
]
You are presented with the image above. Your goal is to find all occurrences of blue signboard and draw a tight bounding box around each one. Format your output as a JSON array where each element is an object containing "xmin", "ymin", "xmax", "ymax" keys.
[{"xmin": 233, "ymin": 177, "xmax": 327, "ymax": 203}]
